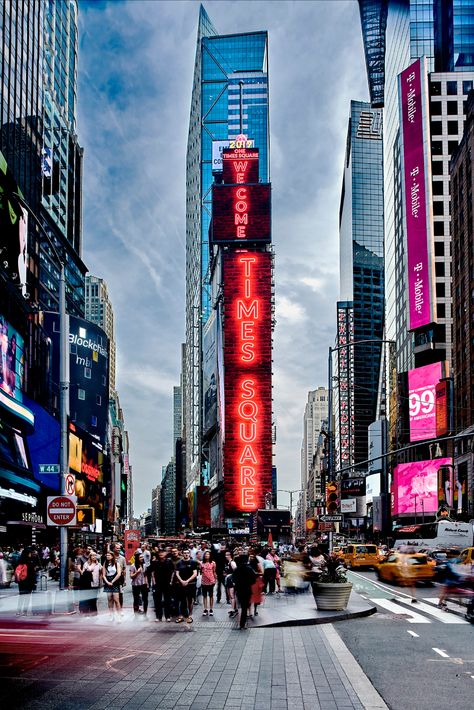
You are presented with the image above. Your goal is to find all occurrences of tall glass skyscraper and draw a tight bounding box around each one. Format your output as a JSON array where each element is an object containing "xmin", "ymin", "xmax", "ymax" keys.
[
  {"xmin": 338, "ymin": 101, "xmax": 384, "ymax": 468},
  {"xmin": 185, "ymin": 5, "xmax": 270, "ymax": 488},
  {"xmin": 359, "ymin": 0, "xmax": 474, "ymax": 376},
  {"xmin": 0, "ymin": 0, "xmax": 85, "ymax": 316}
]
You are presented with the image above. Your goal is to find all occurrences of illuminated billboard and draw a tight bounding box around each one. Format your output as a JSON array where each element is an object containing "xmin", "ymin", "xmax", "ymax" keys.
[
  {"xmin": 408, "ymin": 361, "xmax": 445, "ymax": 441},
  {"xmin": 391, "ymin": 458, "xmax": 451, "ymax": 516},
  {"xmin": 222, "ymin": 251, "xmax": 272, "ymax": 514},
  {"xmin": 0, "ymin": 314, "xmax": 25, "ymax": 402},
  {"xmin": 212, "ymin": 183, "xmax": 271, "ymax": 244},
  {"xmin": 399, "ymin": 58, "xmax": 436, "ymax": 330},
  {"xmin": 335, "ymin": 302, "xmax": 355, "ymax": 471},
  {"xmin": 222, "ymin": 146, "xmax": 259, "ymax": 184}
]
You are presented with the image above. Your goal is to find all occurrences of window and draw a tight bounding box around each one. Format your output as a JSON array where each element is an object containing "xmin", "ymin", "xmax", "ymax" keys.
[
  {"xmin": 102, "ymin": 375, "xmax": 107, "ymax": 386},
  {"xmin": 434, "ymin": 240, "xmax": 444, "ymax": 254},
  {"xmin": 433, "ymin": 201, "xmax": 444, "ymax": 216},
  {"xmin": 437, "ymin": 303, "xmax": 446, "ymax": 318},
  {"xmin": 431, "ymin": 121, "xmax": 442, "ymax": 135},
  {"xmin": 463, "ymin": 81, "xmax": 473, "ymax": 95},
  {"xmin": 447, "ymin": 81, "xmax": 458, "ymax": 96},
  {"xmin": 70, "ymin": 344, "xmax": 77, "ymax": 355},
  {"xmin": 431, "ymin": 141, "xmax": 443, "ymax": 155},
  {"xmin": 434, "ymin": 223, "xmax": 444, "ymax": 237},
  {"xmin": 448, "ymin": 120, "xmax": 458, "ymax": 135},
  {"xmin": 96, "ymin": 395, "xmax": 102, "ymax": 406},
  {"xmin": 430, "ymin": 101, "xmax": 442, "ymax": 116},
  {"xmin": 435, "ymin": 262, "xmax": 445, "ymax": 277},
  {"xmin": 432, "ymin": 161, "xmax": 443, "ymax": 175},
  {"xmin": 432, "ymin": 181, "xmax": 444, "ymax": 195},
  {"xmin": 448, "ymin": 140, "xmax": 459, "ymax": 154},
  {"xmin": 436, "ymin": 282, "xmax": 445, "ymax": 297},
  {"xmin": 78, "ymin": 388, "xmax": 85, "ymax": 400},
  {"xmin": 447, "ymin": 101, "xmax": 458, "ymax": 115},
  {"xmin": 84, "ymin": 367, "xmax": 91, "ymax": 379},
  {"xmin": 431, "ymin": 81, "xmax": 441, "ymax": 96},
  {"xmin": 91, "ymin": 415, "xmax": 97, "ymax": 427}
]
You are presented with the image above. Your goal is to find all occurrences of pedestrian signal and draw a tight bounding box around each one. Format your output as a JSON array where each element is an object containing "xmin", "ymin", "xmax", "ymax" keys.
[
  {"xmin": 77, "ymin": 506, "xmax": 95, "ymax": 525},
  {"xmin": 326, "ymin": 482, "xmax": 339, "ymax": 514},
  {"xmin": 306, "ymin": 518, "xmax": 317, "ymax": 531}
]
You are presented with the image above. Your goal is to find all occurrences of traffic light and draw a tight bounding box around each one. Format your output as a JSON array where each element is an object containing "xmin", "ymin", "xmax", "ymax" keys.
[
  {"xmin": 77, "ymin": 506, "xmax": 95, "ymax": 525},
  {"xmin": 306, "ymin": 518, "xmax": 317, "ymax": 532},
  {"xmin": 326, "ymin": 482, "xmax": 339, "ymax": 514}
]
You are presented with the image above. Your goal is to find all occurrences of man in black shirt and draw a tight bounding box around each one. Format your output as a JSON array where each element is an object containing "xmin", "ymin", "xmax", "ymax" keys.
[
  {"xmin": 232, "ymin": 554, "xmax": 257, "ymax": 629},
  {"xmin": 175, "ymin": 549, "xmax": 198, "ymax": 623},
  {"xmin": 149, "ymin": 551, "xmax": 174, "ymax": 622}
]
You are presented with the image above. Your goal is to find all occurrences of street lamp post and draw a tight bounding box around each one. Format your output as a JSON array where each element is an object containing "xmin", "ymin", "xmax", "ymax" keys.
[
  {"xmin": 12, "ymin": 193, "xmax": 70, "ymax": 590},
  {"xmin": 277, "ymin": 488, "xmax": 305, "ymax": 543}
]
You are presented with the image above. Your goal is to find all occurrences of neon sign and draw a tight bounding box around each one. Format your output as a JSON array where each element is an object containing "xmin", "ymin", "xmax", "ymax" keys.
[
  {"xmin": 223, "ymin": 252, "xmax": 272, "ymax": 513},
  {"xmin": 222, "ymin": 146, "xmax": 259, "ymax": 184}
]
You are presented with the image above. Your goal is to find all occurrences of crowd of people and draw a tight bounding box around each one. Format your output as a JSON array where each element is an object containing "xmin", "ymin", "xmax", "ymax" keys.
[{"xmin": 70, "ymin": 540, "xmax": 289, "ymax": 628}]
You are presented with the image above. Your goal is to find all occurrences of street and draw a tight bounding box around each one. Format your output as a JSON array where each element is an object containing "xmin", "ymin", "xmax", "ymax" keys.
[
  {"xmin": 335, "ymin": 570, "xmax": 474, "ymax": 709},
  {"xmin": 1, "ymin": 571, "xmax": 473, "ymax": 710}
]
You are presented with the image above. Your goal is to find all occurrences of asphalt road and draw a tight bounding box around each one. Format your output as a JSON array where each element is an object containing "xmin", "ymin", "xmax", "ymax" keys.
[{"xmin": 334, "ymin": 569, "xmax": 474, "ymax": 710}]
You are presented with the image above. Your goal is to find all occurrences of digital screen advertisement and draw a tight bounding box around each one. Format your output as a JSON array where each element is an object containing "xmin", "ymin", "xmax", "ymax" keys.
[
  {"xmin": 212, "ymin": 183, "xmax": 271, "ymax": 244},
  {"xmin": 408, "ymin": 361, "xmax": 444, "ymax": 441},
  {"xmin": 222, "ymin": 146, "xmax": 259, "ymax": 184},
  {"xmin": 222, "ymin": 251, "xmax": 273, "ymax": 514},
  {"xmin": 0, "ymin": 314, "xmax": 25, "ymax": 402},
  {"xmin": 399, "ymin": 57, "xmax": 435, "ymax": 330},
  {"xmin": 391, "ymin": 458, "xmax": 451, "ymax": 516}
]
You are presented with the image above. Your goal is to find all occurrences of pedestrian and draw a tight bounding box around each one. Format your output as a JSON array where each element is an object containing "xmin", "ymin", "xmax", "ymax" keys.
[
  {"xmin": 149, "ymin": 550, "xmax": 174, "ymax": 622},
  {"xmin": 175, "ymin": 548, "xmax": 198, "ymax": 624},
  {"xmin": 248, "ymin": 549, "xmax": 264, "ymax": 617},
  {"xmin": 81, "ymin": 551, "xmax": 101, "ymax": 614},
  {"xmin": 0, "ymin": 552, "xmax": 8, "ymax": 587},
  {"xmin": 112, "ymin": 543, "xmax": 126, "ymax": 611},
  {"xmin": 15, "ymin": 548, "xmax": 37, "ymax": 616},
  {"xmin": 232, "ymin": 554, "xmax": 257, "ymax": 630},
  {"xmin": 224, "ymin": 550, "xmax": 238, "ymax": 617},
  {"xmin": 200, "ymin": 550, "xmax": 217, "ymax": 616},
  {"xmin": 102, "ymin": 550, "xmax": 122, "ymax": 621},
  {"xmin": 168, "ymin": 546, "xmax": 182, "ymax": 616},
  {"xmin": 130, "ymin": 552, "xmax": 149, "ymax": 616},
  {"xmin": 262, "ymin": 550, "xmax": 277, "ymax": 594},
  {"xmin": 213, "ymin": 543, "xmax": 227, "ymax": 603}
]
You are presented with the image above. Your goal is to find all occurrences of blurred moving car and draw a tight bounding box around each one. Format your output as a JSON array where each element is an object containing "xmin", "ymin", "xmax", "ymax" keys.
[
  {"xmin": 459, "ymin": 547, "xmax": 474, "ymax": 566},
  {"xmin": 342, "ymin": 544, "xmax": 379, "ymax": 570},
  {"xmin": 376, "ymin": 551, "xmax": 435, "ymax": 585},
  {"xmin": 426, "ymin": 550, "xmax": 449, "ymax": 581}
]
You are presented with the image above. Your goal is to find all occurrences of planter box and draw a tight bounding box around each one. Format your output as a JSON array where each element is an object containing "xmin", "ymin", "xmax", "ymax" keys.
[{"xmin": 312, "ymin": 582, "xmax": 353, "ymax": 610}]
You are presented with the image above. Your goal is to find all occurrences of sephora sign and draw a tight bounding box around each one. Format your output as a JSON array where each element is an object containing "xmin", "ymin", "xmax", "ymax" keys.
[{"xmin": 222, "ymin": 251, "xmax": 272, "ymax": 513}]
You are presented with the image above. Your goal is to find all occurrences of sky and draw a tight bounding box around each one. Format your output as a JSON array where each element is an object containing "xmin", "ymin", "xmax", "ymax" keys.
[{"xmin": 77, "ymin": 0, "xmax": 368, "ymax": 516}]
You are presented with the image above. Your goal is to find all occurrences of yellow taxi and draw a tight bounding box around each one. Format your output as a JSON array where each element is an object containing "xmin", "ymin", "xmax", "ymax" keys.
[
  {"xmin": 342, "ymin": 544, "xmax": 379, "ymax": 569},
  {"xmin": 459, "ymin": 547, "xmax": 474, "ymax": 566},
  {"xmin": 376, "ymin": 551, "xmax": 435, "ymax": 585}
]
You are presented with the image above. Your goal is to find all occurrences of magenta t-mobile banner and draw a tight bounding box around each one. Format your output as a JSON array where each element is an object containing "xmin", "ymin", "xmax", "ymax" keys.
[{"xmin": 400, "ymin": 58, "xmax": 434, "ymax": 331}]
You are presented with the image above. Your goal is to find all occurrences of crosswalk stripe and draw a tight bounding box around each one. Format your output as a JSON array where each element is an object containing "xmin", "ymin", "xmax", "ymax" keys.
[
  {"xmin": 371, "ymin": 597, "xmax": 430, "ymax": 623},
  {"xmin": 397, "ymin": 597, "xmax": 468, "ymax": 624}
]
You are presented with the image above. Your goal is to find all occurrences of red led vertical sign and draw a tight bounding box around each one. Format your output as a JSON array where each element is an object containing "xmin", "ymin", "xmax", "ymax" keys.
[{"xmin": 223, "ymin": 251, "xmax": 272, "ymax": 514}]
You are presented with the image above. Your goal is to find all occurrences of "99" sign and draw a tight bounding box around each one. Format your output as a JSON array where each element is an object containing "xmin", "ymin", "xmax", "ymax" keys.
[{"xmin": 409, "ymin": 388, "xmax": 435, "ymax": 417}]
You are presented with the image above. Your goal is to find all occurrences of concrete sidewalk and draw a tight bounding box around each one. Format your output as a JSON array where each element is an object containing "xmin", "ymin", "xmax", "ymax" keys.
[{"xmin": 0, "ymin": 579, "xmax": 376, "ymax": 628}]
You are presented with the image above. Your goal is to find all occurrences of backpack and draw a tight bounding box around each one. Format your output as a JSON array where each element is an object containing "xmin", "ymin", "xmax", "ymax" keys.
[{"xmin": 14, "ymin": 564, "xmax": 28, "ymax": 583}]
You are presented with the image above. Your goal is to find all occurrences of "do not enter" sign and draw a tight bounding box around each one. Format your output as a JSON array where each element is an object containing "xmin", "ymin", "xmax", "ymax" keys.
[{"xmin": 47, "ymin": 496, "xmax": 77, "ymax": 526}]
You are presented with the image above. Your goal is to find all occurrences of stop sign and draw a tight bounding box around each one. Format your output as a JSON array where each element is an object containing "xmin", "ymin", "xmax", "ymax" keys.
[{"xmin": 47, "ymin": 496, "xmax": 77, "ymax": 526}]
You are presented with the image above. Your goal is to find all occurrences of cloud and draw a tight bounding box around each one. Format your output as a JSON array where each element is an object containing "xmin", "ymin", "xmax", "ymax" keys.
[{"xmin": 78, "ymin": 0, "xmax": 368, "ymax": 514}]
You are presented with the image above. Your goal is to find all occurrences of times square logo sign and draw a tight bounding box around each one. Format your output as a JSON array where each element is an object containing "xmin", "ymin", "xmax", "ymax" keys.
[{"xmin": 222, "ymin": 252, "xmax": 272, "ymax": 514}]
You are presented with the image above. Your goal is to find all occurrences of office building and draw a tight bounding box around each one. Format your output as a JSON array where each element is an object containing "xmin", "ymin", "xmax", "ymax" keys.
[
  {"xmin": 338, "ymin": 101, "xmax": 384, "ymax": 468},
  {"xmin": 185, "ymin": 5, "xmax": 270, "ymax": 494},
  {"xmin": 450, "ymin": 91, "xmax": 474, "ymax": 517},
  {"xmin": 301, "ymin": 388, "xmax": 328, "ymax": 491},
  {"xmin": 359, "ymin": 0, "xmax": 474, "ymax": 375},
  {"xmin": 85, "ymin": 275, "xmax": 117, "ymax": 395},
  {"xmin": 0, "ymin": 0, "xmax": 86, "ymax": 317},
  {"xmin": 151, "ymin": 484, "xmax": 162, "ymax": 536}
]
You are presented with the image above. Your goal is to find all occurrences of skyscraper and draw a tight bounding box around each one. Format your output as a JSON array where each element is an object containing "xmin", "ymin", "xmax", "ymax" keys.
[
  {"xmin": 301, "ymin": 388, "xmax": 328, "ymax": 523},
  {"xmin": 0, "ymin": 0, "xmax": 85, "ymax": 317},
  {"xmin": 359, "ymin": 0, "xmax": 474, "ymax": 374},
  {"xmin": 85, "ymin": 274, "xmax": 116, "ymax": 395},
  {"xmin": 338, "ymin": 101, "xmax": 384, "ymax": 468},
  {"xmin": 185, "ymin": 5, "xmax": 270, "ymax": 492}
]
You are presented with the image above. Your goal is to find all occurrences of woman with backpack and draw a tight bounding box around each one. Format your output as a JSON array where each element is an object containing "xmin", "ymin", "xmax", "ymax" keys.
[{"xmin": 15, "ymin": 548, "xmax": 37, "ymax": 616}]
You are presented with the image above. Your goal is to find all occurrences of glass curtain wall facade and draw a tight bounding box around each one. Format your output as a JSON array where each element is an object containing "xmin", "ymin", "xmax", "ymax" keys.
[
  {"xmin": 185, "ymin": 5, "xmax": 270, "ymax": 489},
  {"xmin": 359, "ymin": 0, "xmax": 474, "ymax": 374},
  {"xmin": 0, "ymin": 0, "xmax": 85, "ymax": 317},
  {"xmin": 339, "ymin": 101, "xmax": 384, "ymax": 467}
]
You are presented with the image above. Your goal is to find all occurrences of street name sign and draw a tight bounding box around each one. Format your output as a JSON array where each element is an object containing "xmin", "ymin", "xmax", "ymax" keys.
[
  {"xmin": 320, "ymin": 514, "xmax": 343, "ymax": 523},
  {"xmin": 47, "ymin": 496, "xmax": 77, "ymax": 526},
  {"xmin": 39, "ymin": 464, "xmax": 60, "ymax": 474}
]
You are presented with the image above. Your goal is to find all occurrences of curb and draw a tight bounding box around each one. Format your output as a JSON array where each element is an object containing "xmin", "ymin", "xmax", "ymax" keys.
[{"xmin": 253, "ymin": 600, "xmax": 377, "ymax": 628}]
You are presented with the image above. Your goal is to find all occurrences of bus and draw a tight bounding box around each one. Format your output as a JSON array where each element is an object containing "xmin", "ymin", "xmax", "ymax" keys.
[{"xmin": 394, "ymin": 519, "xmax": 473, "ymax": 551}]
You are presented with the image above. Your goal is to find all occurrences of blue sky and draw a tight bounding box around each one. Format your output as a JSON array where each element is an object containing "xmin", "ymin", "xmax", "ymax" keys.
[{"xmin": 77, "ymin": 0, "xmax": 368, "ymax": 515}]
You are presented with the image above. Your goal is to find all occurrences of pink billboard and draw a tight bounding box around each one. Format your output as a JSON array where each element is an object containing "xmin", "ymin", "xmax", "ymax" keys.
[
  {"xmin": 391, "ymin": 459, "xmax": 451, "ymax": 516},
  {"xmin": 408, "ymin": 361, "xmax": 443, "ymax": 442},
  {"xmin": 400, "ymin": 58, "xmax": 435, "ymax": 330}
]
